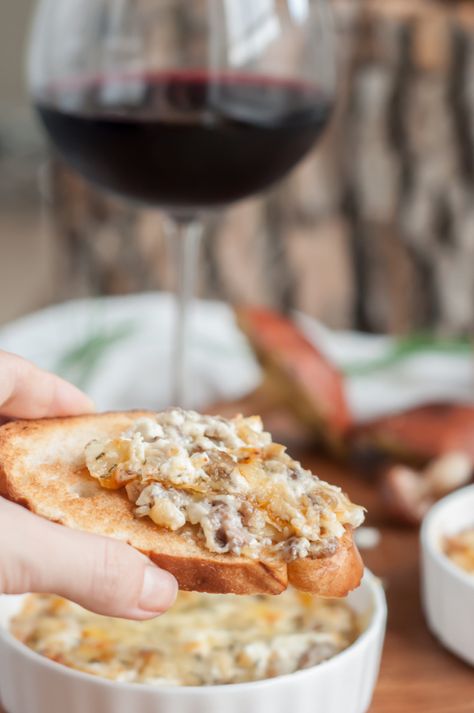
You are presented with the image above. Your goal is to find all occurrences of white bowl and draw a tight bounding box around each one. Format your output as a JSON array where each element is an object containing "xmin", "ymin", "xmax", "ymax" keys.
[
  {"xmin": 0, "ymin": 570, "xmax": 386, "ymax": 713},
  {"xmin": 421, "ymin": 484, "xmax": 474, "ymax": 666}
]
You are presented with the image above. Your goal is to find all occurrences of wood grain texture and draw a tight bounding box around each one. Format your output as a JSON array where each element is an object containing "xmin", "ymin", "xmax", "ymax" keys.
[{"xmin": 1, "ymin": 453, "xmax": 472, "ymax": 712}]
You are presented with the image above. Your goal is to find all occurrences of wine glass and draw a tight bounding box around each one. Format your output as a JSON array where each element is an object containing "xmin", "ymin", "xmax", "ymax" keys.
[{"xmin": 28, "ymin": 0, "xmax": 336, "ymax": 406}]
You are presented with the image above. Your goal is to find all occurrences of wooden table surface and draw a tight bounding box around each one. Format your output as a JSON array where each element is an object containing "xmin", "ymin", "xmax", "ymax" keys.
[
  {"xmin": 310, "ymin": 456, "xmax": 474, "ymax": 713},
  {"xmin": 1, "ymin": 453, "xmax": 473, "ymax": 712}
]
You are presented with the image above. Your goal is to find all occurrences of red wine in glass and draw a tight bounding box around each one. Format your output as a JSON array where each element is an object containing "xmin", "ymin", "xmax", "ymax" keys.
[
  {"xmin": 28, "ymin": 0, "xmax": 337, "ymax": 407},
  {"xmin": 36, "ymin": 72, "xmax": 333, "ymax": 210}
]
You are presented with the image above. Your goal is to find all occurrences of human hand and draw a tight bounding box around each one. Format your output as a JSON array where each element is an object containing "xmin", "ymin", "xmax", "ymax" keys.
[{"xmin": 0, "ymin": 350, "xmax": 177, "ymax": 618}]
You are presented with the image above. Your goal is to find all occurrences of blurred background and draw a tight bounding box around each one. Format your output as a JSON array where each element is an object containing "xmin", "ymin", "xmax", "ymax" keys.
[
  {"xmin": 0, "ymin": 0, "xmax": 53, "ymax": 324},
  {"xmin": 3, "ymin": 0, "xmax": 474, "ymax": 335},
  {"xmin": 2, "ymin": 4, "xmax": 474, "ymax": 703}
]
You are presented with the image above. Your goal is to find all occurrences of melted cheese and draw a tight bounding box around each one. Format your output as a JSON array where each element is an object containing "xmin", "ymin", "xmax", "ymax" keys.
[
  {"xmin": 85, "ymin": 410, "xmax": 365, "ymax": 560},
  {"xmin": 11, "ymin": 590, "xmax": 360, "ymax": 686}
]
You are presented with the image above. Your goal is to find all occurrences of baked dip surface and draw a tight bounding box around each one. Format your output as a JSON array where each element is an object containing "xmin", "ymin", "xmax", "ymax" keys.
[{"xmin": 11, "ymin": 590, "xmax": 360, "ymax": 686}]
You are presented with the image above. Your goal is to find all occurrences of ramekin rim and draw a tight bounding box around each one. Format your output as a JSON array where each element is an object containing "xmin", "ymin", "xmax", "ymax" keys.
[{"xmin": 0, "ymin": 569, "xmax": 386, "ymax": 696}]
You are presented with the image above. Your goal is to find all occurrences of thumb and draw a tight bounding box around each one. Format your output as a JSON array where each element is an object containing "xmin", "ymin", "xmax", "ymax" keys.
[{"xmin": 0, "ymin": 498, "xmax": 177, "ymax": 619}]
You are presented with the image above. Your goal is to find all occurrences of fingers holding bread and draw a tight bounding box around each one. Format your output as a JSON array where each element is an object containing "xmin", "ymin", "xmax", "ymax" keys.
[
  {"xmin": 0, "ymin": 496, "xmax": 177, "ymax": 618},
  {"xmin": 0, "ymin": 409, "xmax": 364, "ymax": 597},
  {"xmin": 0, "ymin": 350, "xmax": 94, "ymax": 420}
]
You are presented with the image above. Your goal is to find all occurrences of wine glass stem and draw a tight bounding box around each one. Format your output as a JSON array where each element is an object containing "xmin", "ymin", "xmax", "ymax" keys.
[{"xmin": 170, "ymin": 218, "xmax": 203, "ymax": 407}]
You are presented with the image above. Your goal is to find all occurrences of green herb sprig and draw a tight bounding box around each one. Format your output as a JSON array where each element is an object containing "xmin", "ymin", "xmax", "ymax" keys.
[
  {"xmin": 55, "ymin": 322, "xmax": 136, "ymax": 389},
  {"xmin": 343, "ymin": 333, "xmax": 472, "ymax": 377}
]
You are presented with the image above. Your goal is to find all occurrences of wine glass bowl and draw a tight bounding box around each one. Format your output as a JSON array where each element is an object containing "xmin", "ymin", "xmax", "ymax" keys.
[
  {"xmin": 28, "ymin": 0, "xmax": 336, "ymax": 404},
  {"xmin": 34, "ymin": 74, "xmax": 333, "ymax": 212}
]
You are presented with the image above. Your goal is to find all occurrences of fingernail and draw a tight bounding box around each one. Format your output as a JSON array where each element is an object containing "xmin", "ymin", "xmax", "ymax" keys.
[{"xmin": 138, "ymin": 566, "xmax": 178, "ymax": 613}]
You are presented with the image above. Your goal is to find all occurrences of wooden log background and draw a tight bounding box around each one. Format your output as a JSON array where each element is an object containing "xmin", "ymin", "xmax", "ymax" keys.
[{"xmin": 47, "ymin": 0, "xmax": 474, "ymax": 335}]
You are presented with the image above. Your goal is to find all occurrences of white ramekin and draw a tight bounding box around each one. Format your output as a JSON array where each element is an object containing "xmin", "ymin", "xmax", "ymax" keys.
[
  {"xmin": 0, "ymin": 570, "xmax": 386, "ymax": 713},
  {"xmin": 421, "ymin": 484, "xmax": 474, "ymax": 666}
]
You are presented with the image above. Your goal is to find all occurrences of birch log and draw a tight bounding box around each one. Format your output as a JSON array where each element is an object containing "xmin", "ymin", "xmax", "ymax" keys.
[{"xmin": 48, "ymin": 0, "xmax": 474, "ymax": 335}]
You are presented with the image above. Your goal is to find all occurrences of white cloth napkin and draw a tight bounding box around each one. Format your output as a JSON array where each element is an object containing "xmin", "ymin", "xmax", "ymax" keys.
[
  {"xmin": 0, "ymin": 292, "xmax": 472, "ymax": 422},
  {"xmin": 297, "ymin": 313, "xmax": 474, "ymax": 422}
]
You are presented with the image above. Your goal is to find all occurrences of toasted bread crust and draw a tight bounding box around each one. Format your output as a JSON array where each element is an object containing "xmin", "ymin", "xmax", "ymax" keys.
[
  {"xmin": 0, "ymin": 412, "xmax": 363, "ymax": 596},
  {"xmin": 287, "ymin": 530, "xmax": 363, "ymax": 596}
]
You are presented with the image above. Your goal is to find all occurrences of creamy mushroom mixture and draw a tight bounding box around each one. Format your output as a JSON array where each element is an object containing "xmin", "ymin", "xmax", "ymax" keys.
[
  {"xmin": 11, "ymin": 590, "xmax": 360, "ymax": 686},
  {"xmin": 444, "ymin": 527, "xmax": 474, "ymax": 575},
  {"xmin": 84, "ymin": 410, "xmax": 364, "ymax": 561}
]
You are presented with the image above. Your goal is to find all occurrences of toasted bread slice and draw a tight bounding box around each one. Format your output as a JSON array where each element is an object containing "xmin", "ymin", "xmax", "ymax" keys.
[{"xmin": 0, "ymin": 412, "xmax": 363, "ymax": 596}]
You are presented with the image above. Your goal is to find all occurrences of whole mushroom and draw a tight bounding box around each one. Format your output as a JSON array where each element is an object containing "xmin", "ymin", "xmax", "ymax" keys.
[{"xmin": 381, "ymin": 452, "xmax": 473, "ymax": 526}]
